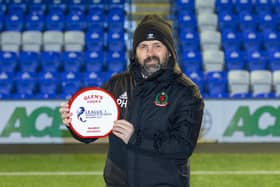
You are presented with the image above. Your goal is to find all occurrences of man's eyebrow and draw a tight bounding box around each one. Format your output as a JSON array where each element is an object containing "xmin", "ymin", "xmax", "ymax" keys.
[
  {"xmin": 138, "ymin": 43, "xmax": 147, "ymax": 47},
  {"xmin": 152, "ymin": 42, "xmax": 163, "ymax": 45}
]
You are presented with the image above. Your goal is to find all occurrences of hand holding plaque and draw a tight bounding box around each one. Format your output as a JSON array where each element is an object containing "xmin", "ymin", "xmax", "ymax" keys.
[{"xmin": 68, "ymin": 87, "xmax": 120, "ymax": 138}]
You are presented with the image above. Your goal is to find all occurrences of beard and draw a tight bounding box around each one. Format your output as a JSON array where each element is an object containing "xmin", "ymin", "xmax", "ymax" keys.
[{"xmin": 140, "ymin": 55, "xmax": 168, "ymax": 77}]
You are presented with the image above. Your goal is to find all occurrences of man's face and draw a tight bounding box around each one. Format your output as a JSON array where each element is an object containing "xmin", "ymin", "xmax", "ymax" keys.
[{"xmin": 135, "ymin": 40, "xmax": 170, "ymax": 76}]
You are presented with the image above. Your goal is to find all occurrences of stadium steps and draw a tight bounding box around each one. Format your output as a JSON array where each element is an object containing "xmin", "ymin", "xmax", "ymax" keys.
[{"xmin": 125, "ymin": 0, "xmax": 172, "ymax": 51}]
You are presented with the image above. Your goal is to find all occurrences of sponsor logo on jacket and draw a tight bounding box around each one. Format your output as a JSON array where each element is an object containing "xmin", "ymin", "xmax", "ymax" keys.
[{"xmin": 117, "ymin": 91, "xmax": 128, "ymax": 108}]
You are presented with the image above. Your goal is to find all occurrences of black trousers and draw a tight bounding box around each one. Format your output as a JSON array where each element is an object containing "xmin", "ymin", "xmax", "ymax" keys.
[{"xmin": 104, "ymin": 158, "xmax": 190, "ymax": 187}]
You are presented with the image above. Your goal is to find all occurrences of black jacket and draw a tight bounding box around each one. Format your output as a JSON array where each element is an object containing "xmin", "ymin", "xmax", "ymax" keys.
[{"xmin": 69, "ymin": 58, "xmax": 204, "ymax": 186}]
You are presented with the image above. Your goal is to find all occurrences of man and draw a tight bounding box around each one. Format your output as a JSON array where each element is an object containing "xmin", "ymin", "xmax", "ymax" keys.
[{"xmin": 60, "ymin": 15, "xmax": 204, "ymax": 187}]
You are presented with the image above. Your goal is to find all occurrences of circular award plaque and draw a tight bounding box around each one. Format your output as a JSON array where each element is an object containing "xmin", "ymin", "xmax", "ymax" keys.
[{"xmin": 68, "ymin": 87, "xmax": 120, "ymax": 138}]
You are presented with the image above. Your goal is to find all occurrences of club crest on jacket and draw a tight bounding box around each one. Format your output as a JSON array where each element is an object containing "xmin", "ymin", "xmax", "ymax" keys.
[{"xmin": 153, "ymin": 91, "xmax": 168, "ymax": 107}]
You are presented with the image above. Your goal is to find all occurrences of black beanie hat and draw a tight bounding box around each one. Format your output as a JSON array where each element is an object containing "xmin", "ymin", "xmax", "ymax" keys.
[{"xmin": 132, "ymin": 15, "xmax": 177, "ymax": 62}]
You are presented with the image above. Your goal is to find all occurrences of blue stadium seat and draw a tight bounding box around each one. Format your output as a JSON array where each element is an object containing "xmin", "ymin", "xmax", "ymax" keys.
[
  {"xmin": 180, "ymin": 50, "xmax": 202, "ymax": 73},
  {"xmin": 85, "ymin": 49, "xmax": 104, "ymax": 73},
  {"xmin": 246, "ymin": 50, "xmax": 267, "ymax": 71},
  {"xmin": 106, "ymin": 50, "xmax": 126, "ymax": 73},
  {"xmin": 215, "ymin": 0, "xmax": 234, "ymax": 13},
  {"xmin": 218, "ymin": 11, "xmax": 238, "ymax": 32},
  {"xmin": 86, "ymin": 27, "xmax": 105, "ymax": 51},
  {"xmin": 19, "ymin": 51, "xmax": 40, "ymax": 73},
  {"xmin": 177, "ymin": 11, "xmax": 197, "ymax": 32},
  {"xmin": 224, "ymin": 49, "xmax": 245, "ymax": 70},
  {"xmin": 235, "ymin": 0, "xmax": 253, "ymax": 13},
  {"xmin": 103, "ymin": 71, "xmax": 117, "ymax": 83},
  {"xmin": 275, "ymin": 0, "xmax": 280, "ymax": 14},
  {"xmin": 257, "ymin": 11, "xmax": 276, "ymax": 32},
  {"xmin": 5, "ymin": 10, "xmax": 24, "ymax": 31},
  {"xmin": 68, "ymin": 0, "xmax": 86, "ymax": 12},
  {"xmin": 239, "ymin": 11, "xmax": 257, "ymax": 32},
  {"xmin": 108, "ymin": 0, "xmax": 125, "ymax": 8},
  {"xmin": 221, "ymin": 30, "xmax": 241, "ymax": 51},
  {"xmin": 63, "ymin": 51, "xmax": 83, "ymax": 72},
  {"xmin": 25, "ymin": 12, "xmax": 44, "ymax": 31},
  {"xmin": 179, "ymin": 30, "xmax": 200, "ymax": 51},
  {"xmin": 0, "ymin": 51, "xmax": 18, "ymax": 73},
  {"xmin": 86, "ymin": 7, "xmax": 105, "ymax": 29},
  {"xmin": 37, "ymin": 71, "xmax": 59, "ymax": 99},
  {"xmin": 15, "ymin": 72, "xmax": 37, "ymax": 99},
  {"xmin": 47, "ymin": 0, "xmax": 67, "ymax": 12},
  {"xmin": 230, "ymin": 92, "xmax": 251, "ymax": 98},
  {"xmin": 107, "ymin": 30, "xmax": 125, "ymax": 42},
  {"xmin": 205, "ymin": 71, "xmax": 228, "ymax": 98},
  {"xmin": 263, "ymin": 30, "xmax": 280, "ymax": 51},
  {"xmin": 28, "ymin": 0, "xmax": 46, "ymax": 15},
  {"xmin": 242, "ymin": 31, "xmax": 262, "ymax": 51},
  {"xmin": 45, "ymin": 8, "xmax": 65, "ymax": 31},
  {"xmin": 86, "ymin": 0, "xmax": 106, "ymax": 8},
  {"xmin": 186, "ymin": 71, "xmax": 205, "ymax": 94},
  {"xmin": 0, "ymin": 11, "xmax": 4, "ymax": 31},
  {"xmin": 8, "ymin": 0, "xmax": 26, "ymax": 13},
  {"xmin": 268, "ymin": 49, "xmax": 280, "ymax": 71},
  {"xmin": 83, "ymin": 71, "xmax": 104, "ymax": 87},
  {"xmin": 174, "ymin": 0, "xmax": 195, "ymax": 12},
  {"xmin": 0, "ymin": 71, "xmax": 14, "ymax": 99},
  {"xmin": 255, "ymin": 0, "xmax": 273, "ymax": 13},
  {"xmin": 107, "ymin": 30, "xmax": 126, "ymax": 51},
  {"xmin": 0, "ymin": 3, "xmax": 6, "ymax": 14},
  {"xmin": 65, "ymin": 10, "xmax": 86, "ymax": 31},
  {"xmin": 253, "ymin": 92, "xmax": 275, "ymax": 98},
  {"xmin": 60, "ymin": 71, "xmax": 83, "ymax": 99},
  {"xmin": 107, "ymin": 7, "xmax": 125, "ymax": 32},
  {"xmin": 41, "ymin": 51, "xmax": 62, "ymax": 72}
]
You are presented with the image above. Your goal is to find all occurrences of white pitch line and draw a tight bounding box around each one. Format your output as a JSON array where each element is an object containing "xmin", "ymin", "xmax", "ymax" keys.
[
  {"xmin": 1, "ymin": 170, "xmax": 280, "ymax": 176},
  {"xmin": 0, "ymin": 171, "xmax": 103, "ymax": 176},
  {"xmin": 192, "ymin": 170, "xmax": 280, "ymax": 175}
]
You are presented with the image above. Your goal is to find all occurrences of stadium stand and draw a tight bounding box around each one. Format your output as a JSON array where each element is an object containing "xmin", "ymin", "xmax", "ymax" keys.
[
  {"xmin": 19, "ymin": 51, "xmax": 40, "ymax": 73},
  {"xmin": 15, "ymin": 71, "xmax": 37, "ymax": 99},
  {"xmin": 41, "ymin": 51, "xmax": 62, "ymax": 72},
  {"xmin": 228, "ymin": 70, "xmax": 250, "ymax": 98},
  {"xmin": 22, "ymin": 31, "xmax": 42, "ymax": 51},
  {"xmin": 272, "ymin": 70, "xmax": 280, "ymax": 97},
  {"xmin": 84, "ymin": 49, "xmax": 104, "ymax": 73},
  {"xmin": 0, "ymin": 31, "xmax": 21, "ymax": 52},
  {"xmin": 205, "ymin": 71, "xmax": 228, "ymax": 98},
  {"xmin": 60, "ymin": 71, "xmax": 82, "ymax": 99},
  {"xmin": 180, "ymin": 49, "xmax": 202, "ymax": 73},
  {"xmin": 0, "ymin": 51, "xmax": 17, "ymax": 73},
  {"xmin": 1, "ymin": 0, "xmax": 280, "ymax": 99},
  {"xmin": 0, "ymin": 0, "xmax": 127, "ymax": 99},
  {"xmin": 37, "ymin": 71, "xmax": 59, "ymax": 99},
  {"xmin": 202, "ymin": 49, "xmax": 224, "ymax": 72},
  {"xmin": 0, "ymin": 71, "xmax": 14, "ymax": 99},
  {"xmin": 250, "ymin": 70, "xmax": 273, "ymax": 98},
  {"xmin": 172, "ymin": 0, "xmax": 280, "ymax": 98},
  {"xmin": 43, "ymin": 31, "xmax": 64, "ymax": 51}
]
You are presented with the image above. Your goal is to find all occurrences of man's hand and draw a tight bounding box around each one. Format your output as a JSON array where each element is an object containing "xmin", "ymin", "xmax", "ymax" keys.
[
  {"xmin": 59, "ymin": 102, "xmax": 72, "ymax": 126},
  {"xmin": 112, "ymin": 120, "xmax": 134, "ymax": 144}
]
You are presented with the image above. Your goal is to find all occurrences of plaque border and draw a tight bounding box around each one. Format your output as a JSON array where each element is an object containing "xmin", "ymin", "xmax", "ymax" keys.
[{"xmin": 68, "ymin": 87, "xmax": 120, "ymax": 139}]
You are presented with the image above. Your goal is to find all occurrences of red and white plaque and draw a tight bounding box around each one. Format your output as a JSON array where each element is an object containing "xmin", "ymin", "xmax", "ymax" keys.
[{"xmin": 68, "ymin": 87, "xmax": 120, "ymax": 138}]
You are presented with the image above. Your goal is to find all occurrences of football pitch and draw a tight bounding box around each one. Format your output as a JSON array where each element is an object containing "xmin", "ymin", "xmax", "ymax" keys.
[{"xmin": 1, "ymin": 153, "xmax": 280, "ymax": 187}]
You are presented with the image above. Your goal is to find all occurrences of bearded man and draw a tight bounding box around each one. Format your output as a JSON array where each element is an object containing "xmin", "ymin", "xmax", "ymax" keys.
[{"xmin": 60, "ymin": 14, "xmax": 204, "ymax": 187}]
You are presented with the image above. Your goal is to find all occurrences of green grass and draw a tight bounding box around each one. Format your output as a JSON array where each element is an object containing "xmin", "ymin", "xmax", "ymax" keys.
[
  {"xmin": 191, "ymin": 153, "xmax": 280, "ymax": 187},
  {"xmin": 1, "ymin": 153, "xmax": 280, "ymax": 187}
]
